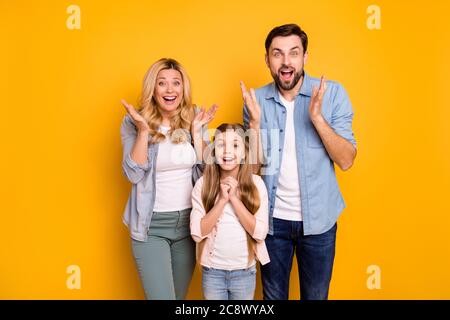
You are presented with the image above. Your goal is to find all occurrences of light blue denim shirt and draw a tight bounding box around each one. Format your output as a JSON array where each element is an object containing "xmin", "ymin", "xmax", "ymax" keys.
[
  {"xmin": 243, "ymin": 72, "xmax": 356, "ymax": 236},
  {"xmin": 120, "ymin": 113, "xmax": 208, "ymax": 242}
]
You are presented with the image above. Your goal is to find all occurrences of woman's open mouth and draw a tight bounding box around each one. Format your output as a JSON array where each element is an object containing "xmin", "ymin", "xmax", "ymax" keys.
[{"xmin": 162, "ymin": 96, "xmax": 177, "ymax": 105}]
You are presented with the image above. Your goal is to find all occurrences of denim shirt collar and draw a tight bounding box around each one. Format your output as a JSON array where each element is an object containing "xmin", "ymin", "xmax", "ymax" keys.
[{"xmin": 264, "ymin": 71, "xmax": 313, "ymax": 103}]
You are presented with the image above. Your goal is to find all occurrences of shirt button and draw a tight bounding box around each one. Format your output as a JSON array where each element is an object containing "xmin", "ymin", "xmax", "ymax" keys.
[
  {"xmin": 280, "ymin": 129, "xmax": 284, "ymax": 133},
  {"xmin": 279, "ymin": 148, "xmax": 282, "ymax": 152}
]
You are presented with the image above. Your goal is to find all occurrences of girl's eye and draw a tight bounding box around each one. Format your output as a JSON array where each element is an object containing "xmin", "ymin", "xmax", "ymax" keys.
[
  {"xmin": 173, "ymin": 81, "xmax": 181, "ymax": 86},
  {"xmin": 158, "ymin": 81, "xmax": 165, "ymax": 86}
]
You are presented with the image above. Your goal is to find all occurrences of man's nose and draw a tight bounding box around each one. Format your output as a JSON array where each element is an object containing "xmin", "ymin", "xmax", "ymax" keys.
[{"xmin": 282, "ymin": 56, "xmax": 291, "ymax": 67}]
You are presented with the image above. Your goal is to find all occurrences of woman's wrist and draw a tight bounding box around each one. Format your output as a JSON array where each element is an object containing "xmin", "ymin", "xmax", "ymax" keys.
[{"xmin": 137, "ymin": 128, "xmax": 150, "ymax": 136}]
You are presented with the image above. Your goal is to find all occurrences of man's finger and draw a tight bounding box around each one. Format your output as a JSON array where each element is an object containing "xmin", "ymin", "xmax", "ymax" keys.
[
  {"xmin": 318, "ymin": 76, "xmax": 326, "ymax": 96},
  {"xmin": 250, "ymin": 88, "xmax": 257, "ymax": 105},
  {"xmin": 240, "ymin": 80, "xmax": 248, "ymax": 96},
  {"xmin": 311, "ymin": 87, "xmax": 320, "ymax": 101}
]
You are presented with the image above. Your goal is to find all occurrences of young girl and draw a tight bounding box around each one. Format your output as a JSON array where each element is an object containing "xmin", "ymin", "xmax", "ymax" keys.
[{"xmin": 190, "ymin": 123, "xmax": 270, "ymax": 300}]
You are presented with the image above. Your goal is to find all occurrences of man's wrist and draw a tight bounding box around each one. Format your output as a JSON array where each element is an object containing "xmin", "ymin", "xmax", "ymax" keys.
[
  {"xmin": 249, "ymin": 120, "xmax": 260, "ymax": 129},
  {"xmin": 311, "ymin": 114, "xmax": 327, "ymax": 126}
]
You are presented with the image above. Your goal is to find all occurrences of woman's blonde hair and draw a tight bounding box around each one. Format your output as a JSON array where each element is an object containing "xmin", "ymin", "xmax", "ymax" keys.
[
  {"xmin": 138, "ymin": 58, "xmax": 194, "ymax": 144},
  {"xmin": 201, "ymin": 123, "xmax": 260, "ymax": 215}
]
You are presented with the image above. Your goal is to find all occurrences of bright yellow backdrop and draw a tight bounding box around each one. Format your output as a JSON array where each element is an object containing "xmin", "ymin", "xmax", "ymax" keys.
[{"xmin": 1, "ymin": 0, "xmax": 450, "ymax": 299}]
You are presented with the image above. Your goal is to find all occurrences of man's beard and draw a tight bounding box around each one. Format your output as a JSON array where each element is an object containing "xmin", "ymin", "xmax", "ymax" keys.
[{"xmin": 271, "ymin": 68, "xmax": 303, "ymax": 91}]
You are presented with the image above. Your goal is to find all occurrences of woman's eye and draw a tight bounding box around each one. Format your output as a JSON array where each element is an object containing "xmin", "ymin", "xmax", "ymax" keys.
[
  {"xmin": 174, "ymin": 81, "xmax": 181, "ymax": 86},
  {"xmin": 158, "ymin": 82, "xmax": 165, "ymax": 86}
]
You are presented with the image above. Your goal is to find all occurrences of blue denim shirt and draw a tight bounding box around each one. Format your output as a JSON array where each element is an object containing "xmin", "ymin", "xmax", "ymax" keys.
[
  {"xmin": 243, "ymin": 72, "xmax": 356, "ymax": 236},
  {"xmin": 120, "ymin": 113, "xmax": 208, "ymax": 242}
]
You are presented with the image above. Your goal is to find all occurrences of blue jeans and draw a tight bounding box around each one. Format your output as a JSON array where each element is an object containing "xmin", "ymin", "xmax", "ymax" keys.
[
  {"xmin": 202, "ymin": 264, "xmax": 257, "ymax": 300},
  {"xmin": 261, "ymin": 218, "xmax": 337, "ymax": 300}
]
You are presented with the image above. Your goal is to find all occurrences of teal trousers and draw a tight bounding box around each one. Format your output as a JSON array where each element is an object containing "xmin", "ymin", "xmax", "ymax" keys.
[{"xmin": 131, "ymin": 208, "xmax": 196, "ymax": 300}]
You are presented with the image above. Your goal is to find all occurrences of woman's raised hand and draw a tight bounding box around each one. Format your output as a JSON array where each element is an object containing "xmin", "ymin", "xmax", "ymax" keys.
[
  {"xmin": 192, "ymin": 104, "xmax": 219, "ymax": 133},
  {"xmin": 121, "ymin": 99, "xmax": 150, "ymax": 133}
]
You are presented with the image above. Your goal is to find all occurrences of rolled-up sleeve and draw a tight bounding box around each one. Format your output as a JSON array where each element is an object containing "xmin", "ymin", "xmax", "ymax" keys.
[
  {"xmin": 190, "ymin": 177, "xmax": 210, "ymax": 242},
  {"xmin": 251, "ymin": 176, "xmax": 269, "ymax": 242},
  {"xmin": 243, "ymin": 103, "xmax": 250, "ymax": 130},
  {"xmin": 331, "ymin": 84, "xmax": 357, "ymax": 148},
  {"xmin": 120, "ymin": 115, "xmax": 150, "ymax": 184}
]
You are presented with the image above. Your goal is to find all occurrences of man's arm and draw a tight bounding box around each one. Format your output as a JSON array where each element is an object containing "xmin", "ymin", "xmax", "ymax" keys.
[
  {"xmin": 312, "ymin": 116, "xmax": 356, "ymax": 171},
  {"xmin": 309, "ymin": 77, "xmax": 357, "ymax": 171},
  {"xmin": 241, "ymin": 81, "xmax": 263, "ymax": 174}
]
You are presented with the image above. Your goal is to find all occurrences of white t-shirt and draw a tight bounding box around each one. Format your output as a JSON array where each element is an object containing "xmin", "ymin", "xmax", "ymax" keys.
[
  {"xmin": 153, "ymin": 126, "xmax": 197, "ymax": 212},
  {"xmin": 273, "ymin": 93, "xmax": 302, "ymax": 221},
  {"xmin": 209, "ymin": 175, "xmax": 268, "ymax": 270}
]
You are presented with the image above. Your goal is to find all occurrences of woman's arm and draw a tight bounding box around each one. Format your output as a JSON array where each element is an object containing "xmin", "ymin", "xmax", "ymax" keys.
[
  {"xmin": 122, "ymin": 99, "xmax": 150, "ymax": 164},
  {"xmin": 191, "ymin": 105, "xmax": 218, "ymax": 162},
  {"xmin": 120, "ymin": 99, "xmax": 151, "ymax": 184}
]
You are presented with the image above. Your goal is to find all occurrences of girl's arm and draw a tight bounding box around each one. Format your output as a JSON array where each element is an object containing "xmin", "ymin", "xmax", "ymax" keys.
[
  {"xmin": 229, "ymin": 196, "xmax": 256, "ymax": 236},
  {"xmin": 200, "ymin": 198, "xmax": 227, "ymax": 237},
  {"xmin": 227, "ymin": 176, "xmax": 269, "ymax": 241},
  {"xmin": 190, "ymin": 179, "xmax": 229, "ymax": 242}
]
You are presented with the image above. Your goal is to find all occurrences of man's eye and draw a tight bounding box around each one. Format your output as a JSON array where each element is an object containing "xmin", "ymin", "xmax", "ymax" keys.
[
  {"xmin": 291, "ymin": 51, "xmax": 299, "ymax": 56},
  {"xmin": 274, "ymin": 52, "xmax": 281, "ymax": 57}
]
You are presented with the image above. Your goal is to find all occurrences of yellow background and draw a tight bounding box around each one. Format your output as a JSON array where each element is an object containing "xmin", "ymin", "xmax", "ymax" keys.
[{"xmin": 1, "ymin": 0, "xmax": 450, "ymax": 299}]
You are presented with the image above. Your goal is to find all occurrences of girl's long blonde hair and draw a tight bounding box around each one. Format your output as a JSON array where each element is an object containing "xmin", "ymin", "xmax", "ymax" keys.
[
  {"xmin": 138, "ymin": 58, "xmax": 194, "ymax": 144},
  {"xmin": 202, "ymin": 123, "xmax": 260, "ymax": 215}
]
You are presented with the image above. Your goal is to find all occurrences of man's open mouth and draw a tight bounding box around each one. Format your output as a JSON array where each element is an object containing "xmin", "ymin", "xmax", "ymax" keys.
[{"xmin": 279, "ymin": 70, "xmax": 294, "ymax": 81}]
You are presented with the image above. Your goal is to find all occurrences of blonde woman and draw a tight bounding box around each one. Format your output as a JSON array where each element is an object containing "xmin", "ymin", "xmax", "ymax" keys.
[
  {"xmin": 120, "ymin": 58, "xmax": 217, "ymax": 300},
  {"xmin": 190, "ymin": 123, "xmax": 270, "ymax": 300}
]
